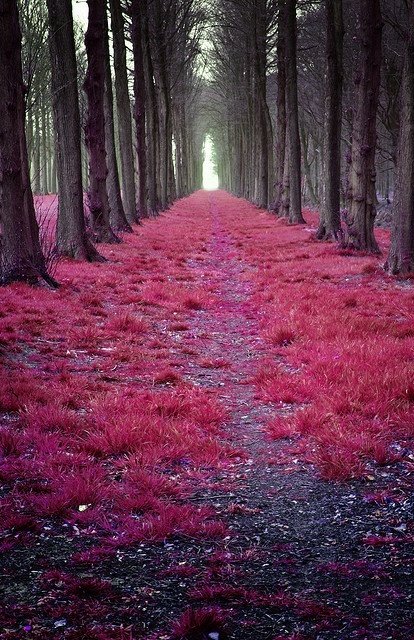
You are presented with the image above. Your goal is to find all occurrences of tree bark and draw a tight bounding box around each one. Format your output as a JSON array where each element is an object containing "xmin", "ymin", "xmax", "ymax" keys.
[
  {"xmin": 27, "ymin": 107, "xmax": 34, "ymax": 175},
  {"xmin": 385, "ymin": 1, "xmax": 414, "ymax": 275},
  {"xmin": 317, "ymin": 0, "xmax": 344, "ymax": 240},
  {"xmin": 272, "ymin": 0, "xmax": 286, "ymax": 215},
  {"xmin": 300, "ymin": 124, "xmax": 319, "ymax": 207},
  {"xmin": 254, "ymin": 0, "xmax": 269, "ymax": 208},
  {"xmin": 281, "ymin": 135, "xmax": 290, "ymax": 218},
  {"xmin": 109, "ymin": 0, "xmax": 137, "ymax": 223},
  {"xmin": 285, "ymin": 0, "xmax": 305, "ymax": 224},
  {"xmin": 150, "ymin": 0, "xmax": 175, "ymax": 210},
  {"xmin": 83, "ymin": 0, "xmax": 119, "ymax": 243},
  {"xmin": 41, "ymin": 94, "xmax": 48, "ymax": 194},
  {"xmin": 33, "ymin": 109, "xmax": 41, "ymax": 194},
  {"xmin": 131, "ymin": 0, "xmax": 148, "ymax": 218},
  {"xmin": 103, "ymin": 6, "xmax": 132, "ymax": 233},
  {"xmin": 46, "ymin": 0, "xmax": 103, "ymax": 261},
  {"xmin": 142, "ymin": 4, "xmax": 160, "ymax": 215},
  {"xmin": 0, "ymin": 0, "xmax": 51, "ymax": 284},
  {"xmin": 343, "ymin": 0, "xmax": 382, "ymax": 252}
]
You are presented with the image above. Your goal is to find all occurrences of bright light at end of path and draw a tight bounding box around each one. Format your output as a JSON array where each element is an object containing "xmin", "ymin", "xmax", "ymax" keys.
[
  {"xmin": 72, "ymin": 0, "xmax": 88, "ymax": 25},
  {"xmin": 203, "ymin": 136, "xmax": 219, "ymax": 190}
]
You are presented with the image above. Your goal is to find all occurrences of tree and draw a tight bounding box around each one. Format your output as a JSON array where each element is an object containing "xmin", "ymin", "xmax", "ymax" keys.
[
  {"xmin": 46, "ymin": 0, "xmax": 103, "ymax": 261},
  {"xmin": 385, "ymin": 0, "xmax": 414, "ymax": 275},
  {"xmin": 148, "ymin": 0, "xmax": 176, "ymax": 210},
  {"xmin": 83, "ymin": 0, "xmax": 119, "ymax": 243},
  {"xmin": 317, "ymin": 0, "xmax": 344, "ymax": 240},
  {"xmin": 272, "ymin": 0, "xmax": 286, "ymax": 215},
  {"xmin": 0, "ymin": 0, "xmax": 53, "ymax": 285},
  {"xmin": 109, "ymin": 0, "xmax": 138, "ymax": 223},
  {"xmin": 131, "ymin": 0, "xmax": 148, "ymax": 219},
  {"xmin": 139, "ymin": 0, "xmax": 160, "ymax": 215},
  {"xmin": 103, "ymin": 5, "xmax": 133, "ymax": 233},
  {"xmin": 253, "ymin": 0, "xmax": 271, "ymax": 208},
  {"xmin": 285, "ymin": 0, "xmax": 305, "ymax": 224},
  {"xmin": 343, "ymin": 0, "xmax": 382, "ymax": 252}
]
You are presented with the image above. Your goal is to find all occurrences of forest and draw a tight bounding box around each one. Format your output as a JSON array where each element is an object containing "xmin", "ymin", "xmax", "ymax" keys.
[{"xmin": 0, "ymin": 0, "xmax": 413, "ymax": 639}]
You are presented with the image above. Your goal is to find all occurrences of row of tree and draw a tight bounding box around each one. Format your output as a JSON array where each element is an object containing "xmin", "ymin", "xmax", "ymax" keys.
[
  {"xmin": 1, "ymin": 0, "xmax": 414, "ymax": 282},
  {"xmin": 0, "ymin": 0, "xmax": 205, "ymax": 283},
  {"xmin": 208, "ymin": 0, "xmax": 414, "ymax": 273}
]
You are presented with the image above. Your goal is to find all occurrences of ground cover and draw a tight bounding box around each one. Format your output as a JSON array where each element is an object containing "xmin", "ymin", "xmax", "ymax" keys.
[{"xmin": 1, "ymin": 191, "xmax": 413, "ymax": 639}]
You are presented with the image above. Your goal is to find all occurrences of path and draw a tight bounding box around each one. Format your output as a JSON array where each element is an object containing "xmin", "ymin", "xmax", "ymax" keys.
[
  {"xmin": 158, "ymin": 192, "xmax": 413, "ymax": 640},
  {"xmin": 130, "ymin": 192, "xmax": 413, "ymax": 639}
]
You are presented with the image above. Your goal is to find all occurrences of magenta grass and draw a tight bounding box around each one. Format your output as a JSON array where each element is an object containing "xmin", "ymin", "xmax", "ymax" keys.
[
  {"xmin": 1, "ymin": 190, "xmax": 413, "ymax": 638},
  {"xmin": 0, "ymin": 194, "xmax": 235, "ymax": 551}
]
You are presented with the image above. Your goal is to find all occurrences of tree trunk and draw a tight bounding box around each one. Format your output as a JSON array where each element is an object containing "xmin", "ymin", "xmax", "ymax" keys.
[
  {"xmin": 273, "ymin": 4, "xmax": 287, "ymax": 214},
  {"xmin": 51, "ymin": 149, "xmax": 57, "ymax": 193},
  {"xmin": 142, "ymin": 4, "xmax": 160, "ymax": 215},
  {"xmin": 27, "ymin": 107, "xmax": 33, "ymax": 175},
  {"xmin": 46, "ymin": 0, "xmax": 102, "ymax": 260},
  {"xmin": 131, "ymin": 0, "xmax": 148, "ymax": 218},
  {"xmin": 103, "ymin": 6, "xmax": 132, "ymax": 233},
  {"xmin": 174, "ymin": 103, "xmax": 188, "ymax": 198},
  {"xmin": 33, "ymin": 108, "xmax": 41, "ymax": 194},
  {"xmin": 157, "ymin": 89, "xmax": 169, "ymax": 210},
  {"xmin": 0, "ymin": 0, "xmax": 51, "ymax": 284},
  {"xmin": 343, "ymin": 0, "xmax": 382, "ymax": 252},
  {"xmin": 385, "ymin": 1, "xmax": 414, "ymax": 275},
  {"xmin": 109, "ymin": 0, "xmax": 137, "ymax": 224},
  {"xmin": 300, "ymin": 124, "xmax": 318, "ymax": 206},
  {"xmin": 317, "ymin": 0, "xmax": 344, "ymax": 240},
  {"xmin": 254, "ymin": 0, "xmax": 269, "ymax": 208},
  {"xmin": 281, "ymin": 136, "xmax": 290, "ymax": 218},
  {"xmin": 83, "ymin": 0, "xmax": 119, "ymax": 244},
  {"xmin": 41, "ymin": 95, "xmax": 48, "ymax": 194},
  {"xmin": 285, "ymin": 0, "xmax": 305, "ymax": 224},
  {"xmin": 150, "ymin": 0, "xmax": 174, "ymax": 210}
]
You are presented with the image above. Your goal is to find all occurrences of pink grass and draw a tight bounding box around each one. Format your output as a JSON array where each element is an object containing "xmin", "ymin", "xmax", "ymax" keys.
[
  {"xmin": 1, "ymin": 189, "xmax": 414, "ymax": 636},
  {"xmin": 171, "ymin": 606, "xmax": 229, "ymax": 640}
]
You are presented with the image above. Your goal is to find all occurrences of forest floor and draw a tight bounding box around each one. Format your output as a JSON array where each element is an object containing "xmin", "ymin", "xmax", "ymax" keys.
[{"xmin": 1, "ymin": 191, "xmax": 414, "ymax": 640}]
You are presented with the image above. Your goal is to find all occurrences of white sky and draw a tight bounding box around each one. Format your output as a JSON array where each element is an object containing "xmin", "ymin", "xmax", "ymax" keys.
[
  {"xmin": 203, "ymin": 137, "xmax": 218, "ymax": 190},
  {"xmin": 72, "ymin": 0, "xmax": 88, "ymax": 25}
]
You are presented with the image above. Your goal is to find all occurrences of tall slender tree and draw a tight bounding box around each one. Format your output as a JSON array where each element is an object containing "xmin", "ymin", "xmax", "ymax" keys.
[
  {"xmin": 0, "ymin": 0, "xmax": 52, "ymax": 284},
  {"xmin": 253, "ymin": 0, "xmax": 271, "ymax": 208},
  {"xmin": 103, "ymin": 5, "xmax": 132, "ymax": 233},
  {"xmin": 142, "ymin": 1, "xmax": 160, "ymax": 215},
  {"xmin": 46, "ymin": 0, "xmax": 102, "ymax": 261},
  {"xmin": 109, "ymin": 0, "xmax": 137, "ymax": 223},
  {"xmin": 84, "ymin": 0, "xmax": 119, "ymax": 243},
  {"xmin": 343, "ymin": 0, "xmax": 382, "ymax": 251},
  {"xmin": 131, "ymin": 0, "xmax": 148, "ymax": 218},
  {"xmin": 285, "ymin": 0, "xmax": 305, "ymax": 223},
  {"xmin": 317, "ymin": 0, "xmax": 344, "ymax": 240},
  {"xmin": 272, "ymin": 0, "xmax": 287, "ymax": 215},
  {"xmin": 385, "ymin": 0, "xmax": 414, "ymax": 275}
]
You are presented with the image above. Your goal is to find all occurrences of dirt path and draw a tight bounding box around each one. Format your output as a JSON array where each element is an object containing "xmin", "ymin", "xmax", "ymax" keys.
[{"xmin": 140, "ymin": 192, "xmax": 413, "ymax": 639}]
